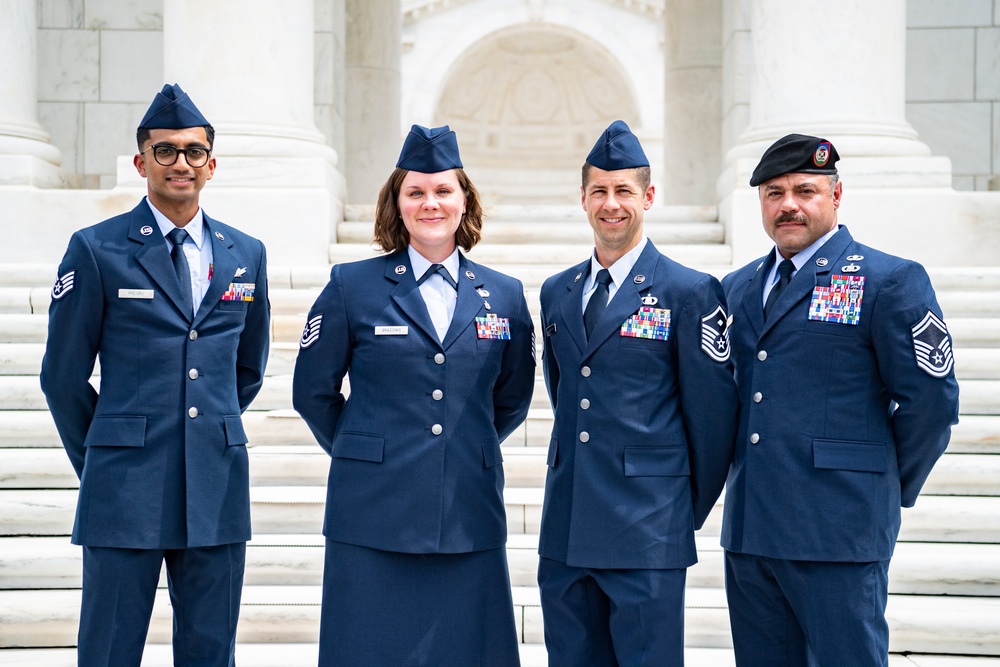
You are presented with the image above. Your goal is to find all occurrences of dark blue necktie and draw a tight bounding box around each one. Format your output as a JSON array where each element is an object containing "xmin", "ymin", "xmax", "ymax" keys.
[
  {"xmin": 584, "ymin": 269, "xmax": 612, "ymax": 339},
  {"xmin": 167, "ymin": 228, "xmax": 194, "ymax": 316},
  {"xmin": 763, "ymin": 259, "xmax": 794, "ymax": 320}
]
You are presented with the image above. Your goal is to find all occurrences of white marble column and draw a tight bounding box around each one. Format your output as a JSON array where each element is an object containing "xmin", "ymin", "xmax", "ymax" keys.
[
  {"xmin": 125, "ymin": 0, "xmax": 346, "ymax": 266},
  {"xmin": 662, "ymin": 0, "xmax": 721, "ymax": 205},
  {"xmin": 0, "ymin": 0, "xmax": 65, "ymax": 185},
  {"xmin": 345, "ymin": 0, "xmax": 401, "ymax": 204},
  {"xmin": 724, "ymin": 0, "xmax": 950, "ymax": 187}
]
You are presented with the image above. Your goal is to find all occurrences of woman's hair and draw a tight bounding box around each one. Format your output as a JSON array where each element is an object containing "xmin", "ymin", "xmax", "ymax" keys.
[{"xmin": 372, "ymin": 168, "xmax": 484, "ymax": 253}]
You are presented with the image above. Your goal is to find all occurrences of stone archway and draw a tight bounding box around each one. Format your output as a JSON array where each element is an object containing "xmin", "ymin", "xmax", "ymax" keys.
[{"xmin": 434, "ymin": 24, "xmax": 640, "ymax": 204}]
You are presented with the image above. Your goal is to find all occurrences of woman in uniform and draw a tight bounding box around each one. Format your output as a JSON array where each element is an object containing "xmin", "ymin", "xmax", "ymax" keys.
[{"xmin": 292, "ymin": 124, "xmax": 535, "ymax": 666}]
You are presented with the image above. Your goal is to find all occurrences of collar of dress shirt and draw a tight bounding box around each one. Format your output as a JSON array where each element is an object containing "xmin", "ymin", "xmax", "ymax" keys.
[
  {"xmin": 147, "ymin": 197, "xmax": 206, "ymax": 250},
  {"xmin": 585, "ymin": 236, "xmax": 648, "ymax": 294},
  {"xmin": 765, "ymin": 225, "xmax": 840, "ymax": 287},
  {"xmin": 407, "ymin": 245, "xmax": 460, "ymax": 285}
]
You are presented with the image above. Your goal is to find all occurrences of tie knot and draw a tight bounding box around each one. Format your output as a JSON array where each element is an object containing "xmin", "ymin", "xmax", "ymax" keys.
[
  {"xmin": 595, "ymin": 269, "xmax": 612, "ymax": 287},
  {"xmin": 419, "ymin": 263, "xmax": 457, "ymax": 290},
  {"xmin": 167, "ymin": 228, "xmax": 189, "ymax": 247},
  {"xmin": 777, "ymin": 259, "xmax": 795, "ymax": 280}
]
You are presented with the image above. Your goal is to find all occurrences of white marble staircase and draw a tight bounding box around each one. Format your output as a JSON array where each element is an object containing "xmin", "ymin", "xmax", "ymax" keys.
[{"xmin": 1, "ymin": 205, "xmax": 999, "ymax": 665}]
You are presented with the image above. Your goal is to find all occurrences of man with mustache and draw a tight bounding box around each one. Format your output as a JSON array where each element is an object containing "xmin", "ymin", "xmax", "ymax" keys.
[{"xmin": 720, "ymin": 134, "xmax": 960, "ymax": 666}]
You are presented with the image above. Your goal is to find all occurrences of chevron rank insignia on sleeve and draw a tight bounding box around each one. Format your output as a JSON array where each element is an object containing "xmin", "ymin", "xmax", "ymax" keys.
[
  {"xmin": 300, "ymin": 313, "xmax": 323, "ymax": 349},
  {"xmin": 701, "ymin": 305, "xmax": 731, "ymax": 362},
  {"xmin": 51, "ymin": 271, "xmax": 75, "ymax": 300},
  {"xmin": 911, "ymin": 310, "xmax": 954, "ymax": 378}
]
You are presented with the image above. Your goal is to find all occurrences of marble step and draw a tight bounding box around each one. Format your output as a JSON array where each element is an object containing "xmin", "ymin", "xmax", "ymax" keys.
[
  {"xmin": 327, "ymin": 241, "xmax": 735, "ymax": 268},
  {"xmin": 1, "ymin": 354, "xmax": 997, "ymax": 416},
  {"xmin": 3, "ymin": 584, "xmax": 1000, "ymax": 655},
  {"xmin": 337, "ymin": 219, "xmax": 725, "ymax": 245},
  {"xmin": 2, "ymin": 533, "xmax": 997, "ymax": 597},
  {"xmin": 4, "ymin": 648, "xmax": 999, "ymax": 667},
  {"xmin": 8, "ymin": 486, "xmax": 1000, "ymax": 541},
  {"xmin": 4, "ymin": 446, "xmax": 999, "ymax": 497},
  {"xmin": 0, "ymin": 406, "xmax": 998, "ymax": 458}
]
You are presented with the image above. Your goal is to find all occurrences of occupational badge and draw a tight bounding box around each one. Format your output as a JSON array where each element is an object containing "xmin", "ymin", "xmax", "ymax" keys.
[
  {"xmin": 620, "ymin": 307, "xmax": 670, "ymax": 340},
  {"xmin": 300, "ymin": 313, "xmax": 323, "ymax": 349},
  {"xmin": 51, "ymin": 271, "xmax": 75, "ymax": 300},
  {"xmin": 809, "ymin": 274, "xmax": 864, "ymax": 325},
  {"xmin": 700, "ymin": 305, "xmax": 730, "ymax": 362},
  {"xmin": 911, "ymin": 310, "xmax": 954, "ymax": 378}
]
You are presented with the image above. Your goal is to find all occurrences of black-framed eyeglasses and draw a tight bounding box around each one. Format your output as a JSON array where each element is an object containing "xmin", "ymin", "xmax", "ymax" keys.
[{"xmin": 142, "ymin": 144, "xmax": 212, "ymax": 167}]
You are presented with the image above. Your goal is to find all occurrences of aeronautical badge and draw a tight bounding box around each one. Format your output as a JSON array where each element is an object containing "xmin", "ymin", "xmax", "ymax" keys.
[
  {"xmin": 300, "ymin": 313, "xmax": 323, "ymax": 349},
  {"xmin": 911, "ymin": 310, "xmax": 954, "ymax": 378},
  {"xmin": 51, "ymin": 271, "xmax": 75, "ymax": 300},
  {"xmin": 700, "ymin": 305, "xmax": 730, "ymax": 362}
]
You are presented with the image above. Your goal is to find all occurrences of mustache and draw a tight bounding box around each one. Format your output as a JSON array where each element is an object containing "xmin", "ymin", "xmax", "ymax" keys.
[{"xmin": 774, "ymin": 212, "xmax": 807, "ymax": 224}]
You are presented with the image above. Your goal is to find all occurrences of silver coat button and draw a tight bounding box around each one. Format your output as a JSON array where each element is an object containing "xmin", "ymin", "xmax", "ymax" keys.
[
  {"xmin": 434, "ymin": 353, "xmax": 445, "ymax": 365},
  {"xmin": 579, "ymin": 431, "xmax": 590, "ymax": 443},
  {"xmin": 431, "ymin": 424, "xmax": 443, "ymax": 435},
  {"xmin": 188, "ymin": 369, "xmax": 199, "ymax": 380},
  {"xmin": 432, "ymin": 389, "xmax": 443, "ymax": 401},
  {"xmin": 757, "ymin": 350, "xmax": 767, "ymax": 361},
  {"xmin": 580, "ymin": 398, "xmax": 590, "ymax": 410},
  {"xmin": 750, "ymin": 433, "xmax": 760, "ymax": 444},
  {"xmin": 188, "ymin": 407, "xmax": 199, "ymax": 419},
  {"xmin": 189, "ymin": 330, "xmax": 198, "ymax": 341},
  {"xmin": 753, "ymin": 392, "xmax": 762, "ymax": 403},
  {"xmin": 581, "ymin": 366, "xmax": 591, "ymax": 377}
]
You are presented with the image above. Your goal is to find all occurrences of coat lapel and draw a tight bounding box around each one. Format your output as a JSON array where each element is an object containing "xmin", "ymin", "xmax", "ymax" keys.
[
  {"xmin": 128, "ymin": 202, "xmax": 192, "ymax": 321},
  {"xmin": 760, "ymin": 226, "xmax": 853, "ymax": 336},
  {"xmin": 442, "ymin": 255, "xmax": 485, "ymax": 351},
  {"xmin": 556, "ymin": 259, "xmax": 590, "ymax": 357},
  {"xmin": 582, "ymin": 242, "xmax": 660, "ymax": 359},
  {"xmin": 740, "ymin": 254, "xmax": 772, "ymax": 338},
  {"xmin": 387, "ymin": 252, "xmax": 440, "ymax": 346},
  {"xmin": 194, "ymin": 217, "xmax": 239, "ymax": 327}
]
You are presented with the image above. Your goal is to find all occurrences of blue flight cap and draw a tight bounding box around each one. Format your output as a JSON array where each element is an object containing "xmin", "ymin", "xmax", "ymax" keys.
[
  {"xmin": 585, "ymin": 120, "xmax": 649, "ymax": 170},
  {"xmin": 138, "ymin": 84, "xmax": 210, "ymax": 130},
  {"xmin": 750, "ymin": 133, "xmax": 840, "ymax": 186},
  {"xmin": 396, "ymin": 124, "xmax": 463, "ymax": 172}
]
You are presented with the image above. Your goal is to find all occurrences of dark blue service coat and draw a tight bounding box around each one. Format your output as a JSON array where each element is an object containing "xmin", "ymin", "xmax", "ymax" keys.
[
  {"xmin": 40, "ymin": 200, "xmax": 270, "ymax": 549},
  {"xmin": 538, "ymin": 241, "xmax": 739, "ymax": 569},
  {"xmin": 721, "ymin": 226, "xmax": 960, "ymax": 562},
  {"xmin": 292, "ymin": 251, "xmax": 535, "ymax": 554}
]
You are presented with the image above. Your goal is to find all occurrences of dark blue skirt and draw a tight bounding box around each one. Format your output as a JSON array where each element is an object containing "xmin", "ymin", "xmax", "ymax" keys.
[{"xmin": 318, "ymin": 540, "xmax": 521, "ymax": 666}]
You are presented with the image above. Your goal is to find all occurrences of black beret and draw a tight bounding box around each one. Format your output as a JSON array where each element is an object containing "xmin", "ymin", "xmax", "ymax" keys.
[
  {"xmin": 586, "ymin": 120, "xmax": 649, "ymax": 170},
  {"xmin": 396, "ymin": 124, "xmax": 463, "ymax": 173},
  {"xmin": 138, "ymin": 84, "xmax": 210, "ymax": 130},
  {"xmin": 749, "ymin": 133, "xmax": 839, "ymax": 187}
]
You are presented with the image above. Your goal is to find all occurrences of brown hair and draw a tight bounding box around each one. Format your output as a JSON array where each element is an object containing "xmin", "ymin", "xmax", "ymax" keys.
[
  {"xmin": 581, "ymin": 163, "xmax": 651, "ymax": 192},
  {"xmin": 373, "ymin": 168, "xmax": 484, "ymax": 253}
]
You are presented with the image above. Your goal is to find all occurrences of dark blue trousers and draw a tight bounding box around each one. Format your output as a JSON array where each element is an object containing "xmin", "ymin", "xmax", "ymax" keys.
[
  {"xmin": 79, "ymin": 543, "xmax": 245, "ymax": 667},
  {"xmin": 725, "ymin": 551, "xmax": 889, "ymax": 667},
  {"xmin": 538, "ymin": 556, "xmax": 686, "ymax": 667}
]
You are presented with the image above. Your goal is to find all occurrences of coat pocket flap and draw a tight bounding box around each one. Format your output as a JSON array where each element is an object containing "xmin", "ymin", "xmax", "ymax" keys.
[
  {"xmin": 332, "ymin": 432, "xmax": 385, "ymax": 462},
  {"xmin": 224, "ymin": 415, "xmax": 248, "ymax": 446},
  {"xmin": 624, "ymin": 446, "xmax": 690, "ymax": 477},
  {"xmin": 482, "ymin": 436, "xmax": 503, "ymax": 468},
  {"xmin": 84, "ymin": 415, "xmax": 147, "ymax": 448},
  {"xmin": 813, "ymin": 439, "xmax": 889, "ymax": 473}
]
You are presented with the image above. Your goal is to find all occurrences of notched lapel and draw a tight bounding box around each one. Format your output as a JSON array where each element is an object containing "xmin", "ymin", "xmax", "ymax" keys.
[
  {"xmin": 442, "ymin": 257, "xmax": 484, "ymax": 350},
  {"xmin": 195, "ymin": 220, "xmax": 239, "ymax": 326},
  {"xmin": 387, "ymin": 254, "xmax": 440, "ymax": 345},
  {"xmin": 557, "ymin": 262, "xmax": 589, "ymax": 356},
  {"xmin": 128, "ymin": 206, "xmax": 191, "ymax": 320},
  {"xmin": 741, "ymin": 257, "xmax": 770, "ymax": 337}
]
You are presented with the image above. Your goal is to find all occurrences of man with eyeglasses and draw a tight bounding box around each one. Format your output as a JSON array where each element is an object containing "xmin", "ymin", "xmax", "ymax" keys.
[{"xmin": 41, "ymin": 84, "xmax": 270, "ymax": 666}]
